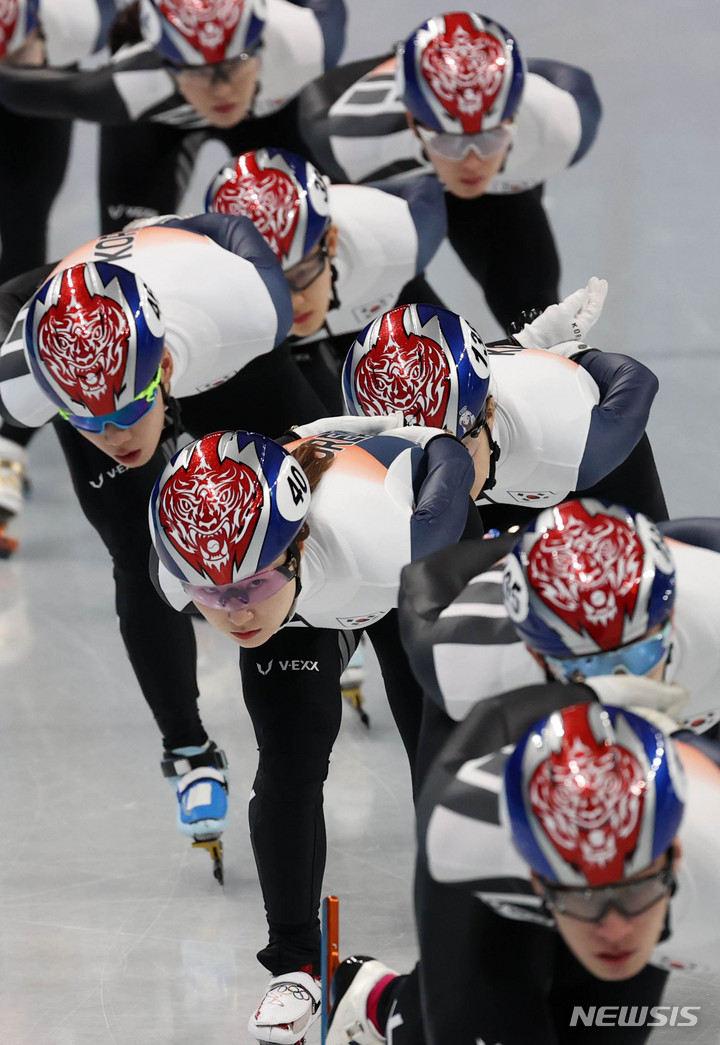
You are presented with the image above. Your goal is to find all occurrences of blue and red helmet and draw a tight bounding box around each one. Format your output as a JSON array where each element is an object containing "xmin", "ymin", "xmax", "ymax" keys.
[
  {"xmin": 0, "ymin": 0, "xmax": 40, "ymax": 59},
  {"xmin": 397, "ymin": 11, "xmax": 525, "ymax": 134},
  {"xmin": 502, "ymin": 499, "xmax": 676, "ymax": 660},
  {"xmin": 24, "ymin": 262, "xmax": 165, "ymax": 429},
  {"xmin": 140, "ymin": 0, "xmax": 266, "ymax": 65},
  {"xmin": 149, "ymin": 430, "xmax": 311, "ymax": 587},
  {"xmin": 342, "ymin": 303, "xmax": 490, "ymax": 439},
  {"xmin": 205, "ymin": 148, "xmax": 331, "ymax": 269},
  {"xmin": 503, "ymin": 702, "xmax": 686, "ymax": 885}
]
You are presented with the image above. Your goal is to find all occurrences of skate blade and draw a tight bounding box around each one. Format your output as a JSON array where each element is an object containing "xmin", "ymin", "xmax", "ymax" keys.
[
  {"xmin": 0, "ymin": 525, "xmax": 18, "ymax": 558},
  {"xmin": 341, "ymin": 687, "xmax": 370, "ymax": 728},
  {"xmin": 0, "ymin": 536, "xmax": 18, "ymax": 559},
  {"xmin": 192, "ymin": 837, "xmax": 224, "ymax": 885}
]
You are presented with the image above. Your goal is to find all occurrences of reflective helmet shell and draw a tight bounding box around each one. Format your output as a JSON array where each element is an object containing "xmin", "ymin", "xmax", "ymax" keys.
[
  {"xmin": 0, "ymin": 0, "xmax": 40, "ymax": 59},
  {"xmin": 24, "ymin": 262, "xmax": 165, "ymax": 422},
  {"xmin": 149, "ymin": 430, "xmax": 311, "ymax": 586},
  {"xmin": 342, "ymin": 302, "xmax": 490, "ymax": 438},
  {"xmin": 205, "ymin": 148, "xmax": 331, "ymax": 269},
  {"xmin": 503, "ymin": 702, "xmax": 686, "ymax": 886},
  {"xmin": 397, "ymin": 11, "xmax": 525, "ymax": 134},
  {"xmin": 502, "ymin": 499, "xmax": 676, "ymax": 659},
  {"xmin": 140, "ymin": 0, "xmax": 266, "ymax": 65}
]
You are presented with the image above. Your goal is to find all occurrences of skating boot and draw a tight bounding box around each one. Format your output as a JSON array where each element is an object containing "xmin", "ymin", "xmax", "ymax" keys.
[
  {"xmin": 249, "ymin": 968, "xmax": 322, "ymax": 1045},
  {"xmin": 340, "ymin": 638, "xmax": 370, "ymax": 728},
  {"xmin": 327, "ymin": 956, "xmax": 398, "ymax": 1045},
  {"xmin": 0, "ymin": 436, "xmax": 27, "ymax": 558},
  {"xmin": 161, "ymin": 740, "xmax": 229, "ymax": 884}
]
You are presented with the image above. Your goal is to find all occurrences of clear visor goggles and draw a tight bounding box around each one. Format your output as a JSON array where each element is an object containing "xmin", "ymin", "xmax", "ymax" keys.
[
  {"xmin": 285, "ymin": 240, "xmax": 329, "ymax": 294},
  {"xmin": 57, "ymin": 365, "xmax": 163, "ymax": 434},
  {"xmin": 163, "ymin": 47, "xmax": 259, "ymax": 84},
  {"xmin": 416, "ymin": 122, "xmax": 514, "ymax": 162},
  {"xmin": 538, "ymin": 855, "xmax": 675, "ymax": 923},
  {"xmin": 545, "ymin": 621, "xmax": 673, "ymax": 683},
  {"xmin": 182, "ymin": 550, "xmax": 299, "ymax": 611}
]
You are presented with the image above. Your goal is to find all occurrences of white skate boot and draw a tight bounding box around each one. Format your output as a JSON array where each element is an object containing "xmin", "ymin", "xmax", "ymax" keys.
[
  {"xmin": 327, "ymin": 956, "xmax": 398, "ymax": 1045},
  {"xmin": 248, "ymin": 969, "xmax": 322, "ymax": 1044}
]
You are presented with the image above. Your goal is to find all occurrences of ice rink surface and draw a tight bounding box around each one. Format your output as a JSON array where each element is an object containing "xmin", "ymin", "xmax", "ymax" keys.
[{"xmin": 2, "ymin": 1, "xmax": 720, "ymax": 1042}]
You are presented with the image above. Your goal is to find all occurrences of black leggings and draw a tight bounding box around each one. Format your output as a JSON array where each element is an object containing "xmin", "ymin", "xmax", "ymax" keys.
[
  {"xmin": 240, "ymin": 610, "xmax": 424, "ymax": 976},
  {"xmin": 99, "ymin": 100, "xmax": 308, "ymax": 232},
  {"xmin": 445, "ymin": 184, "xmax": 561, "ymax": 331},
  {"xmin": 51, "ymin": 349, "xmax": 329, "ymax": 753},
  {"xmin": 0, "ymin": 106, "xmax": 73, "ymax": 281}
]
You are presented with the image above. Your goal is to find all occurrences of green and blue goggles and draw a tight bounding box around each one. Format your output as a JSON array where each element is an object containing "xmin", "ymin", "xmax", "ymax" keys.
[
  {"xmin": 545, "ymin": 621, "xmax": 673, "ymax": 683},
  {"xmin": 57, "ymin": 365, "xmax": 163, "ymax": 433}
]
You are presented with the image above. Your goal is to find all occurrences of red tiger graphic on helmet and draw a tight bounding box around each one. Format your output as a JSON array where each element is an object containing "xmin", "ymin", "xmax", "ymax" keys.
[
  {"xmin": 527, "ymin": 503, "xmax": 645, "ymax": 650},
  {"xmin": 159, "ymin": 0, "xmax": 243, "ymax": 63},
  {"xmin": 158, "ymin": 435, "xmax": 263, "ymax": 585},
  {"xmin": 213, "ymin": 156, "xmax": 299, "ymax": 262},
  {"xmin": 0, "ymin": 0, "xmax": 19, "ymax": 59},
  {"xmin": 36, "ymin": 267, "xmax": 131, "ymax": 417},
  {"xmin": 421, "ymin": 14, "xmax": 506, "ymax": 133},
  {"xmin": 354, "ymin": 308, "xmax": 451, "ymax": 427},
  {"xmin": 529, "ymin": 709, "xmax": 645, "ymax": 885}
]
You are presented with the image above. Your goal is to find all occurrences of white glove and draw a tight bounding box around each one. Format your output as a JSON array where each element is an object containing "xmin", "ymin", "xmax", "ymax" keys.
[
  {"xmin": 514, "ymin": 277, "xmax": 608, "ymax": 356},
  {"xmin": 122, "ymin": 213, "xmax": 181, "ymax": 231},
  {"xmin": 585, "ymin": 674, "xmax": 690, "ymax": 731},
  {"xmin": 380, "ymin": 424, "xmax": 452, "ymax": 448},
  {"xmin": 291, "ymin": 411, "xmax": 405, "ymax": 439}
]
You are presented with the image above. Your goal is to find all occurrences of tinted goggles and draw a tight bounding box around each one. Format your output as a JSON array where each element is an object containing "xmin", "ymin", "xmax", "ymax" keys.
[
  {"xmin": 183, "ymin": 552, "xmax": 299, "ymax": 611},
  {"xmin": 285, "ymin": 242, "xmax": 329, "ymax": 293},
  {"xmin": 416, "ymin": 122, "xmax": 514, "ymax": 162},
  {"xmin": 163, "ymin": 49, "xmax": 259, "ymax": 84},
  {"xmin": 57, "ymin": 365, "xmax": 163, "ymax": 434},
  {"xmin": 545, "ymin": 621, "xmax": 673, "ymax": 683},
  {"xmin": 538, "ymin": 857, "xmax": 675, "ymax": 923}
]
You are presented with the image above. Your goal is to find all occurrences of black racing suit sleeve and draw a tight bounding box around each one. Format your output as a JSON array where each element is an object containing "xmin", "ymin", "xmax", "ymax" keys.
[
  {"xmin": 0, "ymin": 55, "xmax": 143, "ymax": 123},
  {"xmin": 658, "ymin": 517, "xmax": 720, "ymax": 552},
  {"xmin": 0, "ymin": 263, "xmax": 54, "ymax": 338},
  {"xmin": 295, "ymin": 53, "xmax": 394, "ymax": 180},
  {"xmin": 409, "ymin": 436, "xmax": 476, "ymax": 561},
  {"xmin": 0, "ymin": 263, "xmax": 57, "ymax": 426},
  {"xmin": 398, "ymin": 533, "xmax": 518, "ymax": 704},
  {"xmin": 575, "ymin": 349, "xmax": 658, "ymax": 488},
  {"xmin": 572, "ymin": 348, "xmax": 668, "ymax": 521}
]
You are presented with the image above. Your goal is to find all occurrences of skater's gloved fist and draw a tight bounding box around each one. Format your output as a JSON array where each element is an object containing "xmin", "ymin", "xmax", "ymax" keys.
[{"xmin": 514, "ymin": 277, "xmax": 609, "ymax": 356}]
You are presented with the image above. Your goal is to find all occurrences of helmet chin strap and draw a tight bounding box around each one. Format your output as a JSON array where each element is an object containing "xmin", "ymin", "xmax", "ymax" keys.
[
  {"xmin": 280, "ymin": 540, "xmax": 303, "ymax": 626},
  {"xmin": 328, "ymin": 258, "xmax": 341, "ymax": 312},
  {"xmin": 479, "ymin": 419, "xmax": 500, "ymax": 492},
  {"xmin": 160, "ymin": 384, "xmax": 183, "ymax": 447}
]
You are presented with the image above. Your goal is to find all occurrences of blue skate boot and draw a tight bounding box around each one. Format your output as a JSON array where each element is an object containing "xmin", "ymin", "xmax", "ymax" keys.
[{"xmin": 161, "ymin": 740, "xmax": 229, "ymax": 884}]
